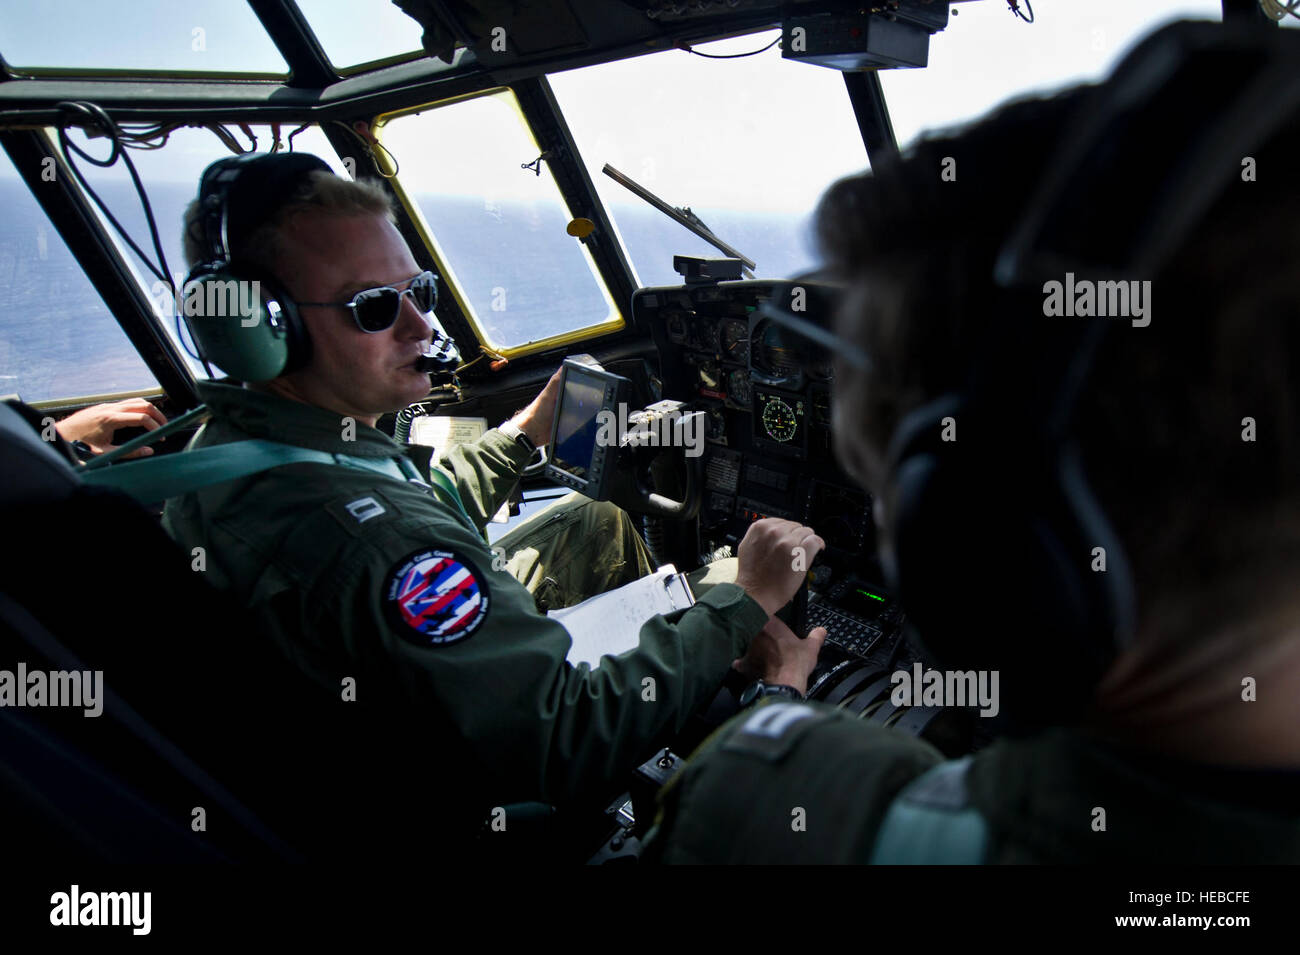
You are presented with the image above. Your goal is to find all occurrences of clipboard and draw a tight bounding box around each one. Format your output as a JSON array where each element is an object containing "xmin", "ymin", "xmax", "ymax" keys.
[{"xmin": 549, "ymin": 565, "xmax": 696, "ymax": 667}]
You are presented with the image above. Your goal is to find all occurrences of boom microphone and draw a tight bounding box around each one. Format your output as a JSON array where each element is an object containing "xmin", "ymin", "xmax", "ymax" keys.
[{"xmin": 413, "ymin": 328, "xmax": 461, "ymax": 373}]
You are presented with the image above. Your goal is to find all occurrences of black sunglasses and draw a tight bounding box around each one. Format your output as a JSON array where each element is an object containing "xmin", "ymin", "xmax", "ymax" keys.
[{"xmin": 298, "ymin": 270, "xmax": 439, "ymax": 333}]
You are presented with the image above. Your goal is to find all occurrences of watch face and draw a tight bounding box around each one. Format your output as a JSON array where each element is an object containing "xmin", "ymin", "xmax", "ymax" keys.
[{"xmin": 740, "ymin": 682, "xmax": 763, "ymax": 706}]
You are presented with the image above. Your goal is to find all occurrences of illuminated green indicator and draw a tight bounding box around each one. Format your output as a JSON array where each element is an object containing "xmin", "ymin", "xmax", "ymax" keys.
[{"xmin": 856, "ymin": 589, "xmax": 885, "ymax": 602}]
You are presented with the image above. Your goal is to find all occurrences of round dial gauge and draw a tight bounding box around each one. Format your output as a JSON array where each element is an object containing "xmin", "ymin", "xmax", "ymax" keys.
[
  {"xmin": 727, "ymin": 369, "xmax": 752, "ymax": 407},
  {"xmin": 751, "ymin": 318, "xmax": 804, "ymax": 380},
  {"xmin": 761, "ymin": 397, "xmax": 798, "ymax": 443},
  {"xmin": 696, "ymin": 361, "xmax": 722, "ymax": 392},
  {"xmin": 695, "ymin": 319, "xmax": 721, "ymax": 354},
  {"xmin": 721, "ymin": 319, "xmax": 750, "ymax": 364}
]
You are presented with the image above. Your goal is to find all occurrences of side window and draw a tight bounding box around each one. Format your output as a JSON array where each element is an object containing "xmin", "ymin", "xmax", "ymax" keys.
[
  {"xmin": 376, "ymin": 90, "xmax": 622, "ymax": 355},
  {"xmin": 56, "ymin": 124, "xmax": 351, "ymax": 379},
  {"xmin": 0, "ymin": 150, "xmax": 157, "ymax": 402}
]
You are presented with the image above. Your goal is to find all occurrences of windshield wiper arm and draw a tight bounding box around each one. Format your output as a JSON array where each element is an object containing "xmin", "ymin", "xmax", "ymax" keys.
[{"xmin": 602, "ymin": 163, "xmax": 757, "ymax": 278}]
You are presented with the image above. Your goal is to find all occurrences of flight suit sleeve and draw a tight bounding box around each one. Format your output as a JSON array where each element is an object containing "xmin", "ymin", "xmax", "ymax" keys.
[
  {"xmin": 308, "ymin": 508, "xmax": 769, "ymax": 806},
  {"xmin": 642, "ymin": 702, "xmax": 943, "ymax": 864},
  {"xmin": 436, "ymin": 428, "xmax": 531, "ymax": 532}
]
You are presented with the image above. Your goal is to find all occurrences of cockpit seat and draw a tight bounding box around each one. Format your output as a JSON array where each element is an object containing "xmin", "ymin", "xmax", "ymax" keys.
[{"xmin": 0, "ymin": 397, "xmax": 311, "ymax": 861}]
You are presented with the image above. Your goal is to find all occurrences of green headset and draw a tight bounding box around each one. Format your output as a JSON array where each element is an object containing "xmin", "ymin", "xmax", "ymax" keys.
[{"xmin": 183, "ymin": 152, "xmax": 332, "ymax": 382}]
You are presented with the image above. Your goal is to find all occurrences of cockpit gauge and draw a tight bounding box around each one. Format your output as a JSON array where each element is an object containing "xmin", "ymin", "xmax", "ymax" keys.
[
  {"xmin": 706, "ymin": 407, "xmax": 727, "ymax": 444},
  {"xmin": 812, "ymin": 390, "xmax": 832, "ymax": 426},
  {"xmin": 665, "ymin": 312, "xmax": 688, "ymax": 344},
  {"xmin": 696, "ymin": 360, "xmax": 723, "ymax": 394},
  {"xmin": 750, "ymin": 317, "xmax": 805, "ymax": 386},
  {"xmin": 807, "ymin": 359, "xmax": 835, "ymax": 381},
  {"xmin": 761, "ymin": 395, "xmax": 799, "ymax": 443},
  {"xmin": 695, "ymin": 319, "xmax": 721, "ymax": 354},
  {"xmin": 726, "ymin": 368, "xmax": 752, "ymax": 408},
  {"xmin": 721, "ymin": 319, "xmax": 750, "ymax": 365}
]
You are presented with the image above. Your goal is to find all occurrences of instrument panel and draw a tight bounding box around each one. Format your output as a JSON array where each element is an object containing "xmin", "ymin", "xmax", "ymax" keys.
[
  {"xmin": 634, "ymin": 279, "xmax": 875, "ymax": 564},
  {"xmin": 634, "ymin": 279, "xmax": 962, "ymax": 759}
]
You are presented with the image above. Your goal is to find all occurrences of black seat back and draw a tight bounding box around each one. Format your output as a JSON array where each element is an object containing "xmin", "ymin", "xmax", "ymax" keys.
[{"xmin": 0, "ymin": 399, "xmax": 305, "ymax": 861}]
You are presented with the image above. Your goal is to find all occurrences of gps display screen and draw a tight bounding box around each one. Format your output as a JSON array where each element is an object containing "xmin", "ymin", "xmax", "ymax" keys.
[{"xmin": 551, "ymin": 369, "xmax": 607, "ymax": 481}]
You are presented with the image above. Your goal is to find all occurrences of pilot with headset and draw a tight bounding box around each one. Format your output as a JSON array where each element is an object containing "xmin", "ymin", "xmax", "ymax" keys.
[
  {"xmin": 160, "ymin": 151, "xmax": 827, "ymax": 855},
  {"xmin": 644, "ymin": 21, "xmax": 1300, "ymax": 864}
]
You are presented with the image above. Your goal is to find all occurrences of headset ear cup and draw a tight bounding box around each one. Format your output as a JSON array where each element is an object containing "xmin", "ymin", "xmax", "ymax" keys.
[
  {"xmin": 880, "ymin": 394, "xmax": 967, "ymax": 601},
  {"xmin": 884, "ymin": 402, "xmax": 1129, "ymax": 729},
  {"xmin": 890, "ymin": 451, "xmax": 1079, "ymax": 729},
  {"xmin": 888, "ymin": 447, "xmax": 979, "ymax": 666},
  {"xmin": 254, "ymin": 275, "xmax": 311, "ymax": 376},
  {"xmin": 182, "ymin": 268, "xmax": 300, "ymax": 382}
]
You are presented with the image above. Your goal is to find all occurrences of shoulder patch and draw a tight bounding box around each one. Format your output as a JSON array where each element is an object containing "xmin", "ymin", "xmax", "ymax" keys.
[{"xmin": 384, "ymin": 547, "xmax": 491, "ymax": 647}]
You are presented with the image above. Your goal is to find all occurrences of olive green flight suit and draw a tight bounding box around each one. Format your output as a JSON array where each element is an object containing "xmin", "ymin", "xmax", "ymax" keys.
[
  {"xmin": 162, "ymin": 381, "xmax": 768, "ymax": 846},
  {"xmin": 642, "ymin": 702, "xmax": 1300, "ymax": 863}
]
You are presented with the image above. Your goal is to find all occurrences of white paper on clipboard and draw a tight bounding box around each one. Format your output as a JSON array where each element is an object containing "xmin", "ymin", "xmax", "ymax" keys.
[{"xmin": 550, "ymin": 565, "xmax": 695, "ymax": 667}]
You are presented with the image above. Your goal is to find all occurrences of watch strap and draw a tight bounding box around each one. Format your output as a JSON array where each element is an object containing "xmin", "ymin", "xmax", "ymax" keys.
[
  {"xmin": 740, "ymin": 680, "xmax": 806, "ymax": 707},
  {"xmin": 499, "ymin": 420, "xmax": 536, "ymax": 454}
]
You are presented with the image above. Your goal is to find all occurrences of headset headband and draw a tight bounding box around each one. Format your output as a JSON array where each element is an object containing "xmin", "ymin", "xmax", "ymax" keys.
[{"xmin": 194, "ymin": 152, "xmax": 332, "ymax": 272}]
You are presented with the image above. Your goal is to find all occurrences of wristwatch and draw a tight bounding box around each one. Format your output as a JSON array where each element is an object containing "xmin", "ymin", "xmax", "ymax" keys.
[
  {"xmin": 499, "ymin": 420, "xmax": 537, "ymax": 455},
  {"xmin": 739, "ymin": 680, "xmax": 806, "ymax": 708}
]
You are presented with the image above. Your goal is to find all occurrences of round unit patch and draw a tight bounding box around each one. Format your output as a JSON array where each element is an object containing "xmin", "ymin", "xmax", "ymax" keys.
[{"xmin": 384, "ymin": 548, "xmax": 490, "ymax": 647}]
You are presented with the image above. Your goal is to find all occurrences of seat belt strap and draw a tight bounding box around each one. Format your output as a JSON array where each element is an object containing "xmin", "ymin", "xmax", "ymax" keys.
[
  {"xmin": 79, "ymin": 438, "xmax": 480, "ymax": 535},
  {"xmin": 385, "ymin": 453, "xmax": 474, "ymax": 526}
]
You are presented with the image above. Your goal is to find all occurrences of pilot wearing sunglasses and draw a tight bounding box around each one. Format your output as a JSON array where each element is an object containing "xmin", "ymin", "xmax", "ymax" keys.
[{"xmin": 161, "ymin": 154, "xmax": 824, "ymax": 860}]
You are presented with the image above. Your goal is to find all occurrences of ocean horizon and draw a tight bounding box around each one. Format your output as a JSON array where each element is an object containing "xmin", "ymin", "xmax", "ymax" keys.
[{"xmin": 0, "ymin": 177, "xmax": 822, "ymax": 402}]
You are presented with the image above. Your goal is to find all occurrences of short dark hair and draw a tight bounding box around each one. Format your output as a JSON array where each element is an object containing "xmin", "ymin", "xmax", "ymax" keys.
[{"xmin": 818, "ymin": 87, "xmax": 1300, "ymax": 629}]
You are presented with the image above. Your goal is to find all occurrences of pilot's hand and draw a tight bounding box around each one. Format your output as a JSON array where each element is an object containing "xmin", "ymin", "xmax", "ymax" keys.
[
  {"xmin": 55, "ymin": 398, "xmax": 167, "ymax": 459},
  {"xmin": 733, "ymin": 616, "xmax": 827, "ymax": 696},
  {"xmin": 734, "ymin": 518, "xmax": 825, "ymax": 617},
  {"xmin": 509, "ymin": 366, "xmax": 563, "ymax": 448}
]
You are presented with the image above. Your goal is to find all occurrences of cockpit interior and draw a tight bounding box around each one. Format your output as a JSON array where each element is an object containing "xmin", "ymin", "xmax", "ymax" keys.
[{"xmin": 1, "ymin": 0, "xmax": 1294, "ymax": 882}]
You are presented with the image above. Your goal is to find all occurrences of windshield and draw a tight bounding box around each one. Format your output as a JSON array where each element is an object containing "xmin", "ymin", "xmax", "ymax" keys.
[
  {"xmin": 881, "ymin": 0, "xmax": 1227, "ymax": 149},
  {"xmin": 551, "ymin": 1, "xmax": 1235, "ymax": 290},
  {"xmin": 551, "ymin": 29, "xmax": 870, "ymax": 287},
  {"xmin": 0, "ymin": 0, "xmax": 1278, "ymax": 403}
]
